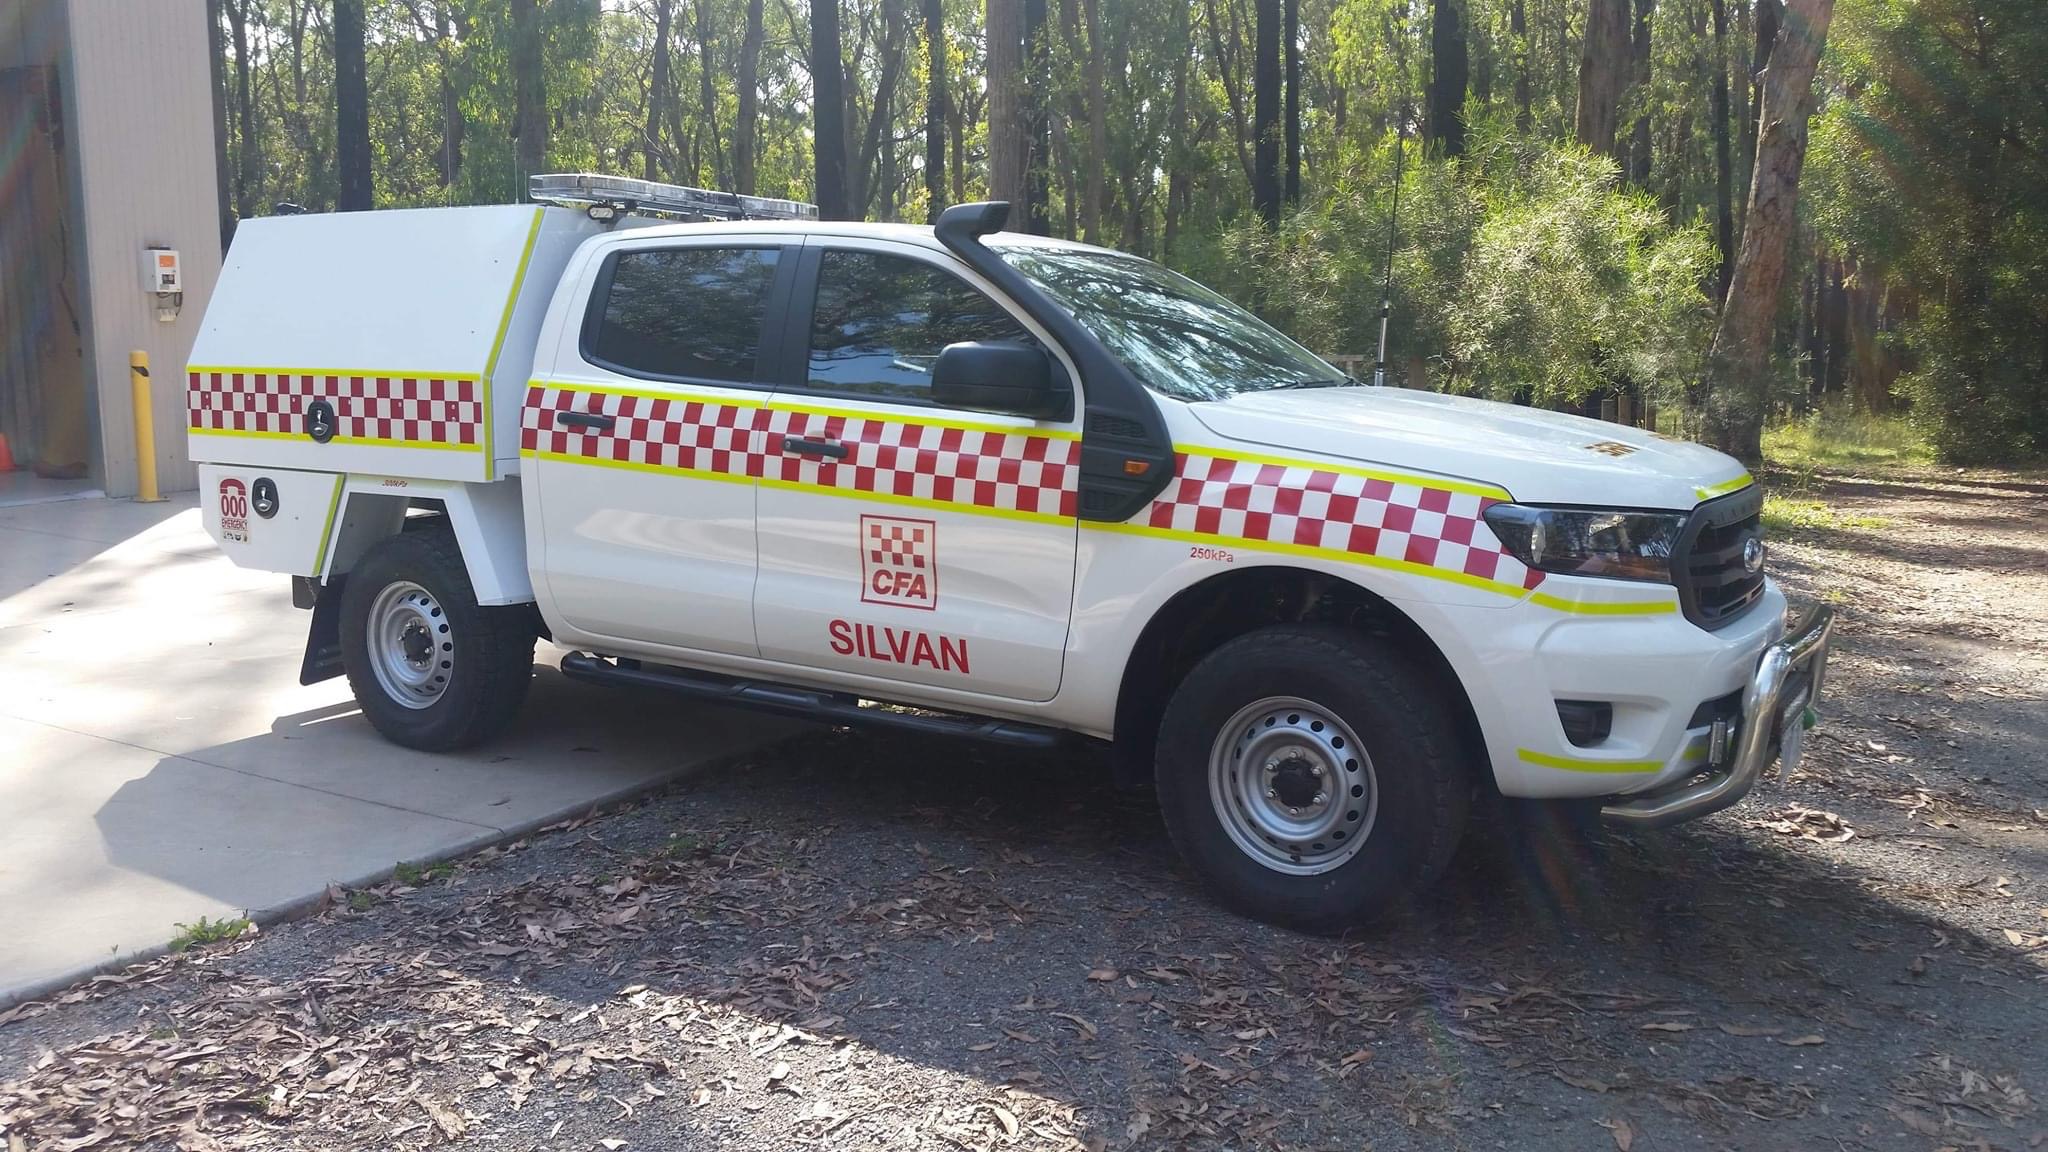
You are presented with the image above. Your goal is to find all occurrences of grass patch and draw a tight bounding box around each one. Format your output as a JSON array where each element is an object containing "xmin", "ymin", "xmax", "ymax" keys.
[
  {"xmin": 1763, "ymin": 405, "xmax": 1932, "ymax": 473},
  {"xmin": 169, "ymin": 915, "xmax": 252, "ymax": 952},
  {"xmin": 392, "ymin": 859, "xmax": 454, "ymax": 887},
  {"xmin": 1762, "ymin": 495, "xmax": 1891, "ymax": 537}
]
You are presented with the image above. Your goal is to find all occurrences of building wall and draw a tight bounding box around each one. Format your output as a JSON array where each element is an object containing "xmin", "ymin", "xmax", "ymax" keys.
[{"xmin": 64, "ymin": 0, "xmax": 222, "ymax": 496}]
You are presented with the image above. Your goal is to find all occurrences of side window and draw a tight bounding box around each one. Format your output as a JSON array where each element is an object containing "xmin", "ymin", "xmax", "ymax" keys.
[
  {"xmin": 584, "ymin": 247, "xmax": 779, "ymax": 385},
  {"xmin": 805, "ymin": 249, "xmax": 1032, "ymax": 403}
]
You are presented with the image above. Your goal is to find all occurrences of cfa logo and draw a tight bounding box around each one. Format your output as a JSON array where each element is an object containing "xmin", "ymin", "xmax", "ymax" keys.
[
  {"xmin": 218, "ymin": 478, "xmax": 251, "ymax": 543},
  {"xmin": 859, "ymin": 515, "xmax": 936, "ymax": 610}
]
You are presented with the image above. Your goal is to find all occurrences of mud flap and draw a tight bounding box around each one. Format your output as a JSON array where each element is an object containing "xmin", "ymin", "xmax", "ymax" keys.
[{"xmin": 299, "ymin": 574, "xmax": 348, "ymax": 686}]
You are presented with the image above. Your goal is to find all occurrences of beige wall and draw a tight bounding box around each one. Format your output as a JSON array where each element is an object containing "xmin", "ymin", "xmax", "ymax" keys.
[{"xmin": 65, "ymin": 0, "xmax": 222, "ymax": 496}]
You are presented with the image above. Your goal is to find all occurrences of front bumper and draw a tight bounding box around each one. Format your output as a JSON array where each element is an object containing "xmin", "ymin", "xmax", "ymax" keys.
[{"xmin": 1599, "ymin": 604, "xmax": 1835, "ymax": 829}]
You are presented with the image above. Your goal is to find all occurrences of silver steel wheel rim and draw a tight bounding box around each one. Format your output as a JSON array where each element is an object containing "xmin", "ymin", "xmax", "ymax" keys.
[
  {"xmin": 367, "ymin": 580, "xmax": 454, "ymax": 710},
  {"xmin": 1208, "ymin": 695, "xmax": 1378, "ymax": 876}
]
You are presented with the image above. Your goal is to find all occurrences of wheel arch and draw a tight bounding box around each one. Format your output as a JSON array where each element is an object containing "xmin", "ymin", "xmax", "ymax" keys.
[
  {"xmin": 1111, "ymin": 565, "xmax": 1490, "ymax": 790},
  {"xmin": 324, "ymin": 477, "xmax": 534, "ymax": 605}
]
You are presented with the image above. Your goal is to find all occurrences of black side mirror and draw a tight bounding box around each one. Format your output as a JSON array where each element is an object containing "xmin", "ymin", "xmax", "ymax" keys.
[{"xmin": 930, "ymin": 341, "xmax": 1072, "ymax": 420}]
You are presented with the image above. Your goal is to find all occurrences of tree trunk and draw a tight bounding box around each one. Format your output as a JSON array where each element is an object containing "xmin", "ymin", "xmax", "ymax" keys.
[
  {"xmin": 736, "ymin": 0, "xmax": 764, "ymax": 193},
  {"xmin": 949, "ymin": 83, "xmax": 968, "ymax": 204},
  {"xmin": 853, "ymin": 0, "xmax": 908, "ymax": 217},
  {"xmin": 512, "ymin": 0, "xmax": 547, "ymax": 182},
  {"xmin": 1163, "ymin": 0, "xmax": 1191, "ymax": 258},
  {"xmin": 1573, "ymin": 0, "xmax": 1630, "ymax": 158},
  {"xmin": 644, "ymin": 0, "xmax": 674, "ymax": 180},
  {"xmin": 207, "ymin": 0, "xmax": 234, "ymax": 246},
  {"xmin": 986, "ymin": 0, "xmax": 1026, "ymax": 207},
  {"xmin": 1511, "ymin": 0, "xmax": 1530, "ymax": 134},
  {"xmin": 1283, "ymin": 0, "xmax": 1301, "ymax": 197},
  {"xmin": 1702, "ymin": 0, "xmax": 1835, "ymax": 461},
  {"xmin": 1022, "ymin": 0, "xmax": 1050, "ymax": 233},
  {"xmin": 1427, "ymin": 0, "xmax": 1467, "ymax": 158},
  {"xmin": 225, "ymin": 0, "xmax": 259, "ymax": 220},
  {"xmin": 1709, "ymin": 0, "xmax": 1734, "ymax": 300},
  {"xmin": 812, "ymin": 0, "xmax": 850, "ymax": 217},
  {"xmin": 696, "ymin": 0, "xmax": 725, "ymax": 186},
  {"xmin": 923, "ymin": 0, "xmax": 946, "ymax": 220},
  {"xmin": 1252, "ymin": 0, "xmax": 1279, "ymax": 222},
  {"xmin": 1730, "ymin": 0, "xmax": 1751, "ymax": 221},
  {"xmin": 334, "ymin": 0, "xmax": 372, "ymax": 210},
  {"xmin": 1081, "ymin": 0, "xmax": 1107, "ymax": 241},
  {"xmin": 1626, "ymin": 0, "xmax": 1653, "ymax": 185},
  {"xmin": 1740, "ymin": 0, "xmax": 1781, "ymax": 231},
  {"xmin": 1205, "ymin": 0, "xmax": 1254, "ymax": 189},
  {"xmin": 1055, "ymin": 0, "xmax": 1080, "ymax": 238}
]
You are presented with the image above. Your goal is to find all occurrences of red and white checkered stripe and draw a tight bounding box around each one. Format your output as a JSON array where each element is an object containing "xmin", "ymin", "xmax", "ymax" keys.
[
  {"xmin": 187, "ymin": 371, "xmax": 483, "ymax": 448},
  {"xmin": 1143, "ymin": 452, "xmax": 1543, "ymax": 590},
  {"xmin": 867, "ymin": 520, "xmax": 931, "ymax": 569},
  {"xmin": 521, "ymin": 386, "xmax": 1080, "ymax": 519}
]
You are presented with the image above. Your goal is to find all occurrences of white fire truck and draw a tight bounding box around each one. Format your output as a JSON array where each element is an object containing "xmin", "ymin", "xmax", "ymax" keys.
[{"xmin": 187, "ymin": 175, "xmax": 1832, "ymax": 930}]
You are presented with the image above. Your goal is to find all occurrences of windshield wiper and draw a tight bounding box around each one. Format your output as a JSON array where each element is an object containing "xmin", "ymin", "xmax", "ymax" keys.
[{"xmin": 1268, "ymin": 377, "xmax": 1356, "ymax": 390}]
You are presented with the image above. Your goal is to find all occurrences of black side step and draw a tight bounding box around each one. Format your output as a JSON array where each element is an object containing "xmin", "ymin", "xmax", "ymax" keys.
[{"xmin": 558, "ymin": 652, "xmax": 1065, "ymax": 749}]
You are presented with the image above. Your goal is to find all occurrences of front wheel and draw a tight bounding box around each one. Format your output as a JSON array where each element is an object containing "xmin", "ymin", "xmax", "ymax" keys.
[
  {"xmin": 339, "ymin": 526, "xmax": 536, "ymax": 751},
  {"xmin": 1154, "ymin": 625, "xmax": 1471, "ymax": 933}
]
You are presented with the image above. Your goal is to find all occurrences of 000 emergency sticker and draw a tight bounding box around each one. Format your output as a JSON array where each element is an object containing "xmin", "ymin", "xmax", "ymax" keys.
[
  {"xmin": 859, "ymin": 515, "xmax": 937, "ymax": 610},
  {"xmin": 218, "ymin": 478, "xmax": 251, "ymax": 543}
]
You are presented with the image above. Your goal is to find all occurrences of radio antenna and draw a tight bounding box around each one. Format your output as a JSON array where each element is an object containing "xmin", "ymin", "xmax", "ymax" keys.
[{"xmin": 1373, "ymin": 10, "xmax": 1413, "ymax": 389}]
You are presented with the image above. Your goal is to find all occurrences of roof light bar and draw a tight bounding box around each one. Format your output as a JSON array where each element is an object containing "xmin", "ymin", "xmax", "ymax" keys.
[{"xmin": 529, "ymin": 173, "xmax": 818, "ymax": 222}]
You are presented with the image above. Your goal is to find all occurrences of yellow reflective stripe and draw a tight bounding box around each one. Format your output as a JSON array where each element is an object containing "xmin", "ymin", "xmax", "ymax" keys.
[
  {"xmin": 1524, "ymin": 590, "xmax": 1679, "ymax": 616},
  {"xmin": 1170, "ymin": 442, "xmax": 1511, "ymax": 501},
  {"xmin": 1086, "ymin": 518, "xmax": 1534, "ymax": 599},
  {"xmin": 527, "ymin": 378, "xmax": 767, "ymax": 410},
  {"xmin": 185, "ymin": 365, "xmax": 482, "ymax": 381},
  {"xmin": 1517, "ymin": 748, "xmax": 1662, "ymax": 774},
  {"xmin": 522, "ymin": 448, "xmax": 751, "ymax": 486},
  {"xmin": 773, "ymin": 395, "xmax": 1082, "ymax": 441},
  {"xmin": 519, "ymin": 448, "xmax": 1073, "ymax": 527},
  {"xmin": 1695, "ymin": 472, "xmax": 1754, "ymax": 501},
  {"xmin": 526, "ymin": 380, "xmax": 1080, "ymax": 442},
  {"xmin": 189, "ymin": 426, "xmax": 483, "ymax": 453},
  {"xmin": 480, "ymin": 206, "xmax": 547, "ymax": 481},
  {"xmin": 312, "ymin": 473, "xmax": 345, "ymax": 576}
]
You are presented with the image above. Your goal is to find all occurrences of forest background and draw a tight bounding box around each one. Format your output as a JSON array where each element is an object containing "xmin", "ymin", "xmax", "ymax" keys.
[{"xmin": 203, "ymin": 0, "xmax": 2045, "ymax": 463}]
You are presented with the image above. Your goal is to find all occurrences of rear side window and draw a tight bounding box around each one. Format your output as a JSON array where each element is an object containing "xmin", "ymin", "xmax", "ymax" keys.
[
  {"xmin": 804, "ymin": 249, "xmax": 1031, "ymax": 403},
  {"xmin": 584, "ymin": 247, "xmax": 779, "ymax": 384}
]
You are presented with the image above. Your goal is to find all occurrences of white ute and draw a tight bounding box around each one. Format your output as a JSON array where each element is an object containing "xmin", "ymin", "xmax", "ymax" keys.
[{"xmin": 188, "ymin": 174, "xmax": 1833, "ymax": 931}]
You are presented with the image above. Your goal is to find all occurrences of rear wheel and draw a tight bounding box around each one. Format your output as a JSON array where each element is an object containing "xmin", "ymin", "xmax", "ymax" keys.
[
  {"xmin": 1154, "ymin": 625, "xmax": 1470, "ymax": 932},
  {"xmin": 339, "ymin": 526, "xmax": 535, "ymax": 751}
]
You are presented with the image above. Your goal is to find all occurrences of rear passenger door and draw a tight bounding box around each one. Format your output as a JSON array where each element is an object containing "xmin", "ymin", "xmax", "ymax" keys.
[
  {"xmin": 526, "ymin": 238, "xmax": 794, "ymax": 657},
  {"xmin": 751, "ymin": 239, "xmax": 1082, "ymax": 702}
]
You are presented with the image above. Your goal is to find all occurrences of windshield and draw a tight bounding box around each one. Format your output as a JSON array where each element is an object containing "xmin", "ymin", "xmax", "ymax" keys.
[{"xmin": 993, "ymin": 244, "xmax": 1351, "ymax": 403}]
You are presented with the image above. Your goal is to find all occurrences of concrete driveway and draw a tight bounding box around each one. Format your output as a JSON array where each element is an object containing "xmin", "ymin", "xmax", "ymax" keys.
[{"xmin": 0, "ymin": 495, "xmax": 791, "ymax": 1006}]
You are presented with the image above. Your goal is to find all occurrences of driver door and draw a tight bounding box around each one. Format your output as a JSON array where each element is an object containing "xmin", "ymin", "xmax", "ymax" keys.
[{"xmin": 750, "ymin": 239, "xmax": 1082, "ymax": 702}]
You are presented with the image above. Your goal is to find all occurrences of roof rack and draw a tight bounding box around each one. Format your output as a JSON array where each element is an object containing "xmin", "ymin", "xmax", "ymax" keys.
[{"xmin": 529, "ymin": 173, "xmax": 818, "ymax": 223}]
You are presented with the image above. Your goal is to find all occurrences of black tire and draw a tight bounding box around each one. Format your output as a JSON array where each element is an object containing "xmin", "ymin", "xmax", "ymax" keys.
[
  {"xmin": 1154, "ymin": 625, "xmax": 1471, "ymax": 933},
  {"xmin": 339, "ymin": 526, "xmax": 535, "ymax": 751}
]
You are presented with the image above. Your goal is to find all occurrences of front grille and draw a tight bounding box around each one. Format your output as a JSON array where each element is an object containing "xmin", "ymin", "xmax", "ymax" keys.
[{"xmin": 1674, "ymin": 487, "xmax": 1766, "ymax": 629}]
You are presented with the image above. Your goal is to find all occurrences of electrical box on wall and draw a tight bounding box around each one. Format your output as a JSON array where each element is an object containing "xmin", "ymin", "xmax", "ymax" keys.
[{"xmin": 144, "ymin": 247, "xmax": 182, "ymax": 293}]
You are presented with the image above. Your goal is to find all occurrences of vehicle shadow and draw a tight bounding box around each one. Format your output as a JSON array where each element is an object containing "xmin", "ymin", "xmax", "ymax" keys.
[{"xmin": 217, "ymin": 723, "xmax": 2043, "ymax": 1149}]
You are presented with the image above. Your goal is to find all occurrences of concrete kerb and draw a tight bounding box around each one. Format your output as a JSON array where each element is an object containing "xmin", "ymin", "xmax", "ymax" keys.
[{"xmin": 0, "ymin": 734, "xmax": 800, "ymax": 1013}]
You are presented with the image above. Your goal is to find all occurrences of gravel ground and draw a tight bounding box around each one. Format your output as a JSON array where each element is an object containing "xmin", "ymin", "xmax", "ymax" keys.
[{"xmin": 3, "ymin": 466, "xmax": 2045, "ymax": 1152}]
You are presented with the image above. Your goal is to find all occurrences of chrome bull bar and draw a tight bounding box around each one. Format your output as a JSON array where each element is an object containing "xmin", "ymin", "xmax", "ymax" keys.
[{"xmin": 1602, "ymin": 605, "xmax": 1835, "ymax": 830}]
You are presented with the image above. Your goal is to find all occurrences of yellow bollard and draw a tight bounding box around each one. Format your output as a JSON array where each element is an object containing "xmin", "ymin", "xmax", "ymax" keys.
[{"xmin": 130, "ymin": 351, "xmax": 163, "ymax": 502}]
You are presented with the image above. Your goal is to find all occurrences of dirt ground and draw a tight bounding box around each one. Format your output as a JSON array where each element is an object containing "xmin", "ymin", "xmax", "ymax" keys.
[{"xmin": 4, "ymin": 467, "xmax": 2045, "ymax": 1152}]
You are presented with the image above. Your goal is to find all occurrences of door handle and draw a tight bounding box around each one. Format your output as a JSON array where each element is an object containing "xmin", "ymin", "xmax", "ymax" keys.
[
  {"xmin": 556, "ymin": 411, "xmax": 615, "ymax": 431},
  {"xmin": 782, "ymin": 437, "xmax": 848, "ymax": 459}
]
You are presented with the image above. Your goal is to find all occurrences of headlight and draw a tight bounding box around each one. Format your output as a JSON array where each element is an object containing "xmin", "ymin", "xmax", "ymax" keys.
[{"xmin": 1482, "ymin": 505, "xmax": 1685, "ymax": 583}]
